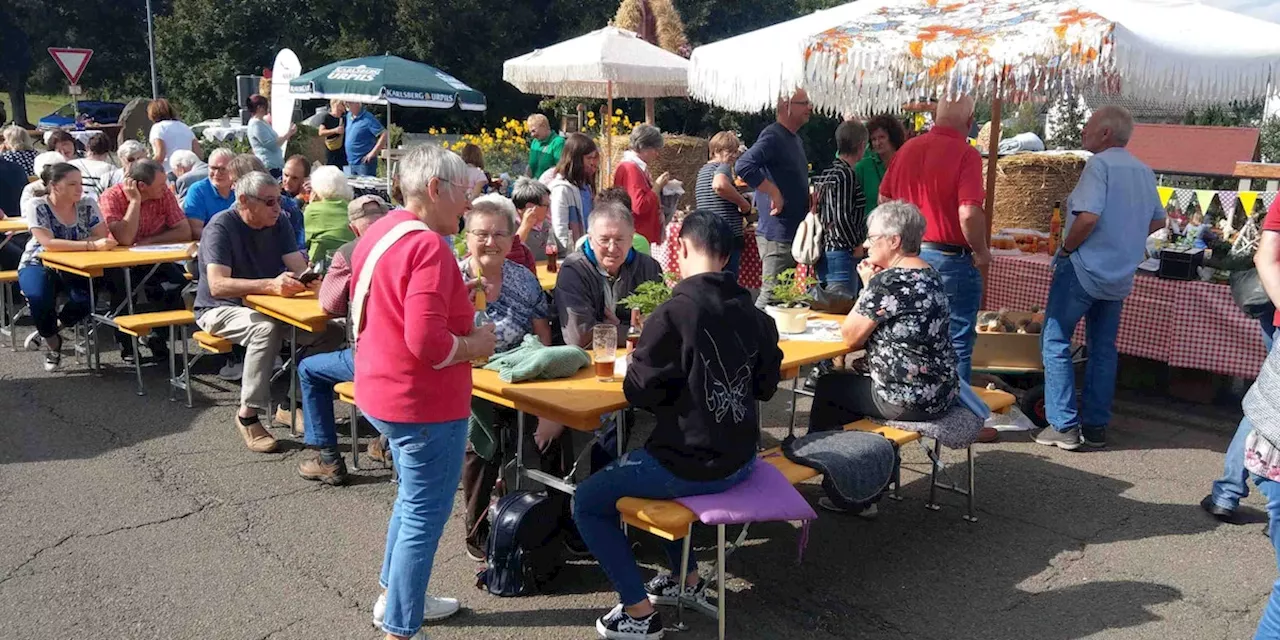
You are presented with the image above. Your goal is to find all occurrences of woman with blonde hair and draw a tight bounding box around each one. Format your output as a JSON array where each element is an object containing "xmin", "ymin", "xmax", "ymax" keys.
[
  {"xmin": 147, "ymin": 98, "xmax": 201, "ymax": 173},
  {"xmin": 302, "ymin": 165, "xmax": 355, "ymax": 263},
  {"xmin": 0, "ymin": 125, "xmax": 37, "ymax": 176},
  {"xmin": 695, "ymin": 130, "xmax": 753, "ymax": 275}
]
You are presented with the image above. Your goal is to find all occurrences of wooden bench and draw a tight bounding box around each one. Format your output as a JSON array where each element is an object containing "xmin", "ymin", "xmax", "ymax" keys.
[
  {"xmin": 168, "ymin": 328, "xmax": 234, "ymax": 408},
  {"xmin": 0, "ymin": 270, "xmax": 22, "ymax": 351},
  {"xmin": 113, "ymin": 310, "xmax": 197, "ymax": 397},
  {"xmin": 333, "ymin": 382, "xmax": 364, "ymax": 469}
]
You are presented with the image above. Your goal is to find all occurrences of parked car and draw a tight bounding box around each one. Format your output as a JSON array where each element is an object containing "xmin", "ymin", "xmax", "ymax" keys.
[{"xmin": 37, "ymin": 101, "xmax": 127, "ymax": 130}]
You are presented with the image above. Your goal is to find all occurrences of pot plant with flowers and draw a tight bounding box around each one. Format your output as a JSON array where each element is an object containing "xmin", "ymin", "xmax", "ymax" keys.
[{"xmin": 764, "ymin": 268, "xmax": 817, "ymax": 334}]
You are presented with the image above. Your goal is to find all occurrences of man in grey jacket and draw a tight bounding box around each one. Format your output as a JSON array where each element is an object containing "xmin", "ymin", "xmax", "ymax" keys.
[{"xmin": 554, "ymin": 200, "xmax": 663, "ymax": 349}]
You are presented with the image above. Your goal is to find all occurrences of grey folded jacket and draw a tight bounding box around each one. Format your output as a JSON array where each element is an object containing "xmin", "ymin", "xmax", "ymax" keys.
[{"xmin": 782, "ymin": 431, "xmax": 896, "ymax": 511}]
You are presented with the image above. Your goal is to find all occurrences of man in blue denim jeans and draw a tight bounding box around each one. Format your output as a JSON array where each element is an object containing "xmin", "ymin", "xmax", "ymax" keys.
[
  {"xmin": 1034, "ymin": 106, "xmax": 1166, "ymax": 451},
  {"xmin": 1202, "ymin": 197, "xmax": 1280, "ymax": 520},
  {"xmin": 878, "ymin": 96, "xmax": 990, "ymax": 383}
]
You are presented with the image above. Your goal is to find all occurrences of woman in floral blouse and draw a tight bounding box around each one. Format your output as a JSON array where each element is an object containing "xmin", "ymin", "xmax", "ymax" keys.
[{"xmin": 810, "ymin": 201, "xmax": 959, "ymax": 431}]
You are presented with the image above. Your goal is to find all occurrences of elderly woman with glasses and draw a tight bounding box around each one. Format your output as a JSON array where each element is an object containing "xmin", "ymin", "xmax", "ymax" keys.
[
  {"xmin": 613, "ymin": 124, "xmax": 670, "ymax": 245},
  {"xmin": 810, "ymin": 201, "xmax": 959, "ymax": 434}
]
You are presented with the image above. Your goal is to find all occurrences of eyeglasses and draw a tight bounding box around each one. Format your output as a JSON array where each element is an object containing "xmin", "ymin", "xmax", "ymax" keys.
[
  {"xmin": 246, "ymin": 194, "xmax": 280, "ymax": 208},
  {"xmin": 592, "ymin": 236, "xmax": 629, "ymax": 249},
  {"xmin": 208, "ymin": 165, "xmax": 228, "ymax": 173},
  {"xmin": 864, "ymin": 234, "xmax": 889, "ymax": 246},
  {"xmin": 468, "ymin": 230, "xmax": 511, "ymax": 242}
]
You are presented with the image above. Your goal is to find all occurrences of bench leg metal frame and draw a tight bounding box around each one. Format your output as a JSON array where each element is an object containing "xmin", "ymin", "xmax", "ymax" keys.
[
  {"xmin": 349, "ymin": 400, "xmax": 360, "ymax": 470},
  {"xmin": 924, "ymin": 440, "xmax": 977, "ymax": 523}
]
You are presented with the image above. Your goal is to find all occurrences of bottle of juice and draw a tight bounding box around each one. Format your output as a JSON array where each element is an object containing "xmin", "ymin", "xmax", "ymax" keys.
[
  {"xmin": 1049, "ymin": 201, "xmax": 1063, "ymax": 255},
  {"xmin": 472, "ymin": 288, "xmax": 492, "ymax": 366}
]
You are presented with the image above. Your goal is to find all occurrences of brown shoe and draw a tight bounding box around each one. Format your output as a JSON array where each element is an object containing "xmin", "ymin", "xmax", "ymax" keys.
[
  {"xmin": 977, "ymin": 426, "xmax": 1000, "ymax": 443},
  {"xmin": 236, "ymin": 417, "xmax": 279, "ymax": 453},
  {"xmin": 298, "ymin": 452, "xmax": 349, "ymax": 486},
  {"xmin": 273, "ymin": 405, "xmax": 304, "ymax": 437},
  {"xmin": 367, "ymin": 435, "xmax": 391, "ymax": 464}
]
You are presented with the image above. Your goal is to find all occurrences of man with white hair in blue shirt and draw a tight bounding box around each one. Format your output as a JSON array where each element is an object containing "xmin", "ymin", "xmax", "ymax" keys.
[{"xmin": 1035, "ymin": 106, "xmax": 1167, "ymax": 451}]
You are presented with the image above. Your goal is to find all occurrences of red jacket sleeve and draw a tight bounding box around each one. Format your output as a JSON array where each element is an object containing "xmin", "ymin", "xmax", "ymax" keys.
[
  {"xmin": 1266, "ymin": 198, "xmax": 1280, "ymax": 232},
  {"xmin": 402, "ymin": 240, "xmax": 467, "ymax": 368},
  {"xmin": 614, "ymin": 162, "xmax": 662, "ymax": 243}
]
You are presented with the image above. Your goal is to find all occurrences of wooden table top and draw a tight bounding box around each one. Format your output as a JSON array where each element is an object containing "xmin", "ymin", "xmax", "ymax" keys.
[
  {"xmin": 243, "ymin": 292, "xmax": 331, "ymax": 333},
  {"xmin": 38, "ymin": 244, "xmax": 197, "ymax": 278},
  {"xmin": 777, "ymin": 312, "xmax": 853, "ymax": 379},
  {"xmin": 535, "ymin": 261, "xmax": 557, "ymax": 292},
  {"xmin": 0, "ymin": 219, "xmax": 28, "ymax": 233},
  {"xmin": 473, "ymin": 365, "xmax": 627, "ymax": 432}
]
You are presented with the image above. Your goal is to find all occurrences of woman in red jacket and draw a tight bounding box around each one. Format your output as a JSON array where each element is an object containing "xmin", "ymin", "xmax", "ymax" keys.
[
  {"xmin": 351, "ymin": 144, "xmax": 497, "ymax": 640},
  {"xmin": 612, "ymin": 124, "xmax": 670, "ymax": 245}
]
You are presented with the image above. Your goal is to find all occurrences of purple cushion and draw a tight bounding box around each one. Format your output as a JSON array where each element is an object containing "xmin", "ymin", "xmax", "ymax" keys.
[{"xmin": 674, "ymin": 460, "xmax": 817, "ymax": 526}]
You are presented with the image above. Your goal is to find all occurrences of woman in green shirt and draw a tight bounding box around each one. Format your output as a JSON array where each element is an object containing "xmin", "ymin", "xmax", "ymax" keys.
[
  {"xmin": 303, "ymin": 165, "xmax": 356, "ymax": 263},
  {"xmin": 853, "ymin": 114, "xmax": 907, "ymax": 204}
]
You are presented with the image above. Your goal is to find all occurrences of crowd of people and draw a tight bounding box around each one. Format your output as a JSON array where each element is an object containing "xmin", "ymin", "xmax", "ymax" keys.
[{"xmin": 6, "ymin": 95, "xmax": 1280, "ymax": 639}]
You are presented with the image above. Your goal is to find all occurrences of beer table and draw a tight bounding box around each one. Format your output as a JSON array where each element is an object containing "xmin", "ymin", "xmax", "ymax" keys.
[
  {"xmin": 534, "ymin": 260, "xmax": 557, "ymax": 292},
  {"xmin": 0, "ymin": 218, "xmax": 27, "ymax": 253}
]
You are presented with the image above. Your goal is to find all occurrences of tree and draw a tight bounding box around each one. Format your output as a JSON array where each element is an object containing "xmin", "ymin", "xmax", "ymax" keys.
[
  {"xmin": 1046, "ymin": 93, "xmax": 1087, "ymax": 150},
  {"xmin": 0, "ymin": 9, "xmax": 34, "ymax": 127}
]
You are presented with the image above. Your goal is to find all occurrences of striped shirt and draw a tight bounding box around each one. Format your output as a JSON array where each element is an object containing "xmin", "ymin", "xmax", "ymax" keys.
[
  {"xmin": 695, "ymin": 162, "xmax": 744, "ymax": 238},
  {"xmin": 815, "ymin": 158, "xmax": 866, "ymax": 251}
]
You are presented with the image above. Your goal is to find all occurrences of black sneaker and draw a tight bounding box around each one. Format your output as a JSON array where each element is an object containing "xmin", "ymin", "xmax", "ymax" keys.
[
  {"xmin": 120, "ymin": 346, "xmax": 135, "ymax": 364},
  {"xmin": 563, "ymin": 531, "xmax": 592, "ymax": 558},
  {"xmin": 146, "ymin": 334, "xmax": 170, "ymax": 362},
  {"xmin": 1081, "ymin": 425, "xmax": 1106, "ymax": 448},
  {"xmin": 43, "ymin": 349, "xmax": 62, "ymax": 372},
  {"xmin": 596, "ymin": 604, "xmax": 664, "ymax": 639},
  {"xmin": 645, "ymin": 573, "xmax": 706, "ymax": 607},
  {"xmin": 1200, "ymin": 495, "xmax": 1237, "ymax": 524}
]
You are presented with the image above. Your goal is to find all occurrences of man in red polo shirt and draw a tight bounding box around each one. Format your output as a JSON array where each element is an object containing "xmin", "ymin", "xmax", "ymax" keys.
[{"xmin": 879, "ymin": 96, "xmax": 990, "ymax": 383}]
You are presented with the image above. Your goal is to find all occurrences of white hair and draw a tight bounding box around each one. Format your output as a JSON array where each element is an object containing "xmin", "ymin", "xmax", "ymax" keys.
[
  {"xmin": 310, "ymin": 165, "xmax": 353, "ymax": 202},
  {"xmin": 117, "ymin": 140, "xmax": 150, "ymax": 162},
  {"xmin": 868, "ymin": 201, "xmax": 927, "ymax": 254},
  {"xmin": 32, "ymin": 151, "xmax": 65, "ymax": 178},
  {"xmin": 1092, "ymin": 105, "xmax": 1135, "ymax": 146},
  {"xmin": 397, "ymin": 144, "xmax": 468, "ymax": 201},
  {"xmin": 3, "ymin": 125, "xmax": 32, "ymax": 151},
  {"xmin": 234, "ymin": 171, "xmax": 280, "ymax": 206},
  {"xmin": 628, "ymin": 124, "xmax": 664, "ymax": 153},
  {"xmin": 466, "ymin": 193, "xmax": 519, "ymax": 233},
  {"xmin": 170, "ymin": 149, "xmax": 199, "ymax": 172},
  {"xmin": 588, "ymin": 200, "xmax": 634, "ymax": 231},
  {"xmin": 208, "ymin": 148, "xmax": 236, "ymax": 165}
]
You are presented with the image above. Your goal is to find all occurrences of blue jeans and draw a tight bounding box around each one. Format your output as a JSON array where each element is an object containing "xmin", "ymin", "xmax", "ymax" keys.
[
  {"xmin": 299, "ymin": 348, "xmax": 354, "ymax": 449},
  {"xmin": 572, "ymin": 448, "xmax": 752, "ymax": 606},
  {"xmin": 1262, "ymin": 312, "xmax": 1276, "ymax": 352},
  {"xmin": 18, "ymin": 265, "xmax": 91, "ymax": 338},
  {"xmin": 1041, "ymin": 258, "xmax": 1123, "ymax": 432},
  {"xmin": 1211, "ymin": 338, "xmax": 1279, "ymax": 511},
  {"xmin": 919, "ymin": 248, "xmax": 982, "ymax": 382},
  {"xmin": 369, "ymin": 415, "xmax": 468, "ymax": 637},
  {"xmin": 817, "ymin": 249, "xmax": 855, "ymax": 289},
  {"xmin": 345, "ymin": 161, "xmax": 377, "ymax": 177},
  {"xmin": 1255, "ymin": 475, "xmax": 1280, "ymax": 639}
]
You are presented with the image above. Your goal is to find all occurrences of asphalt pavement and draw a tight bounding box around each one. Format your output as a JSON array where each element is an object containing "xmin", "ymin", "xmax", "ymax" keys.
[{"xmin": 0, "ymin": 340, "xmax": 1273, "ymax": 640}]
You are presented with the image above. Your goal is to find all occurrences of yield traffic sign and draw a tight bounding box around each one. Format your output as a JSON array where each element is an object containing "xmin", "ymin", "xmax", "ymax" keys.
[{"xmin": 48, "ymin": 48, "xmax": 94, "ymax": 85}]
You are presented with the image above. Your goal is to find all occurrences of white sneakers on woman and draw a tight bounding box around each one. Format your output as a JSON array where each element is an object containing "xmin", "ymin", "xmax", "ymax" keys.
[{"xmin": 372, "ymin": 592, "xmax": 460, "ymax": 629}]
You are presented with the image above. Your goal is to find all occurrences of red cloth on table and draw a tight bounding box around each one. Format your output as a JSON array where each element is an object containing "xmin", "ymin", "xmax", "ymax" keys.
[
  {"xmin": 613, "ymin": 161, "xmax": 663, "ymax": 244},
  {"xmin": 879, "ymin": 125, "xmax": 984, "ymax": 247},
  {"xmin": 986, "ymin": 254, "xmax": 1266, "ymax": 379},
  {"xmin": 659, "ymin": 219, "xmax": 761, "ymax": 290}
]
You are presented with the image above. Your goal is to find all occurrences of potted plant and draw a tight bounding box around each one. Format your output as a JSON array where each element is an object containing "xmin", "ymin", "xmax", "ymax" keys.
[
  {"xmin": 764, "ymin": 268, "xmax": 817, "ymax": 334},
  {"xmin": 619, "ymin": 275, "xmax": 678, "ymax": 348}
]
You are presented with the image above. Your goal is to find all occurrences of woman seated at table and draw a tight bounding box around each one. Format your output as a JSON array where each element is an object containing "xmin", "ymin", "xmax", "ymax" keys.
[
  {"xmin": 810, "ymin": 201, "xmax": 959, "ymax": 432},
  {"xmin": 458, "ymin": 193, "xmax": 566, "ymax": 560},
  {"xmin": 17, "ymin": 163, "xmax": 118, "ymax": 371},
  {"xmin": 302, "ymin": 165, "xmax": 356, "ymax": 263}
]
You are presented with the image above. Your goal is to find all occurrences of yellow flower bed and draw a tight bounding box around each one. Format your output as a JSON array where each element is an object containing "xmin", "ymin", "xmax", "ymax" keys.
[{"xmin": 433, "ymin": 111, "xmax": 638, "ymax": 176}]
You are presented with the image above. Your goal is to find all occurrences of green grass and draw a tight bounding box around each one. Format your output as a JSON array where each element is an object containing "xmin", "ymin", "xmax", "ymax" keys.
[{"xmin": 2, "ymin": 93, "xmax": 73, "ymax": 126}]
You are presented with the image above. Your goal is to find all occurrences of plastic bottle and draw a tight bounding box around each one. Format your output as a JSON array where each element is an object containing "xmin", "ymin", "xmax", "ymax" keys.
[
  {"xmin": 473, "ymin": 288, "xmax": 492, "ymax": 366},
  {"xmin": 545, "ymin": 236, "xmax": 559, "ymax": 273}
]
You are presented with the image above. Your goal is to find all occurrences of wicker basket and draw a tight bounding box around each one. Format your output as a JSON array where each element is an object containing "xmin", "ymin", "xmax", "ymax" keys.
[
  {"xmin": 984, "ymin": 153, "xmax": 1085, "ymax": 233},
  {"xmin": 604, "ymin": 134, "xmax": 708, "ymax": 211}
]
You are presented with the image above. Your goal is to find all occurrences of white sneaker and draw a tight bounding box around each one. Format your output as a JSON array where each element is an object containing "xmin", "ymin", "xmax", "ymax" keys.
[
  {"xmin": 372, "ymin": 592, "xmax": 460, "ymax": 628},
  {"xmin": 23, "ymin": 330, "xmax": 41, "ymax": 351},
  {"xmin": 218, "ymin": 360, "xmax": 243, "ymax": 381}
]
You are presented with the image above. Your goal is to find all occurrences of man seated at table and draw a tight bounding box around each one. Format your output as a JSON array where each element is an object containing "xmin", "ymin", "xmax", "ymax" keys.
[
  {"xmin": 170, "ymin": 149, "xmax": 208, "ymax": 200},
  {"xmin": 229, "ymin": 154, "xmax": 307, "ymax": 253},
  {"xmin": 98, "ymin": 158, "xmax": 193, "ymax": 362},
  {"xmin": 292, "ymin": 195, "xmax": 390, "ymax": 484},
  {"xmin": 572, "ymin": 210, "xmax": 783, "ymax": 639},
  {"xmin": 183, "ymin": 148, "xmax": 237, "ymax": 240},
  {"xmin": 194, "ymin": 171, "xmax": 322, "ymax": 454}
]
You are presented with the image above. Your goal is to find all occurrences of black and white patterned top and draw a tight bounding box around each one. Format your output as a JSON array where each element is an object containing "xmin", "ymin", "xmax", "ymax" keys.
[
  {"xmin": 20, "ymin": 196, "xmax": 102, "ymax": 268},
  {"xmin": 1, "ymin": 149, "xmax": 37, "ymax": 177},
  {"xmin": 854, "ymin": 266, "xmax": 958, "ymax": 414},
  {"xmin": 815, "ymin": 157, "xmax": 867, "ymax": 252}
]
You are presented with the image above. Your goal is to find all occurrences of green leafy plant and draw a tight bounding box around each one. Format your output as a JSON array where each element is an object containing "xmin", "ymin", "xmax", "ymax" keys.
[
  {"xmin": 619, "ymin": 274, "xmax": 679, "ymax": 315},
  {"xmin": 765, "ymin": 268, "xmax": 816, "ymax": 308}
]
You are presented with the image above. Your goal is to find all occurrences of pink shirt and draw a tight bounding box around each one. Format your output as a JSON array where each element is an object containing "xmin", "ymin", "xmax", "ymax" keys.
[{"xmin": 352, "ymin": 209, "xmax": 474, "ymax": 423}]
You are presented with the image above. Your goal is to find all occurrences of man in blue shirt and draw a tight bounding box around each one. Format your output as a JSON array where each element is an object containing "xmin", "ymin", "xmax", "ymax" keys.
[
  {"xmin": 344, "ymin": 102, "xmax": 388, "ymax": 177},
  {"xmin": 1035, "ymin": 106, "xmax": 1166, "ymax": 452},
  {"xmin": 183, "ymin": 148, "xmax": 237, "ymax": 239},
  {"xmin": 736, "ymin": 90, "xmax": 812, "ymax": 309}
]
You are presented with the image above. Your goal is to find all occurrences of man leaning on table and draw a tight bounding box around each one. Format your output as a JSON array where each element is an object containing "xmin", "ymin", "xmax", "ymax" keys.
[
  {"xmin": 1034, "ymin": 106, "xmax": 1165, "ymax": 452},
  {"xmin": 194, "ymin": 171, "xmax": 335, "ymax": 454}
]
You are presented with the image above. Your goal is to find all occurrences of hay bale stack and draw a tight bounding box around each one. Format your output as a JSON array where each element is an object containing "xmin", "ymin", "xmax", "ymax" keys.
[
  {"xmin": 603, "ymin": 134, "xmax": 708, "ymax": 211},
  {"xmin": 984, "ymin": 153, "xmax": 1085, "ymax": 232}
]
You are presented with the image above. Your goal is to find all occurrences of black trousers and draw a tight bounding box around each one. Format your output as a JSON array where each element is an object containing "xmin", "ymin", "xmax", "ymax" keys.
[
  {"xmin": 809, "ymin": 371, "xmax": 941, "ymax": 433},
  {"xmin": 106, "ymin": 263, "xmax": 188, "ymax": 347}
]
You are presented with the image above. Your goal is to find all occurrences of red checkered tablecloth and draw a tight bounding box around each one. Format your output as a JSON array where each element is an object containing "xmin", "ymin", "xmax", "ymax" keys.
[
  {"xmin": 985, "ymin": 254, "xmax": 1266, "ymax": 379},
  {"xmin": 657, "ymin": 220, "xmax": 762, "ymax": 289}
]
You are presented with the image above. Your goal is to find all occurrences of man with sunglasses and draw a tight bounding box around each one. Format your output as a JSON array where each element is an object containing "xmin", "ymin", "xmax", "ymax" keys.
[{"xmin": 194, "ymin": 171, "xmax": 326, "ymax": 454}]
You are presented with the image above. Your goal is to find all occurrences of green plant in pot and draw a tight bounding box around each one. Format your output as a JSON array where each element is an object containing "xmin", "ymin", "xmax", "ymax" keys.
[
  {"xmin": 619, "ymin": 274, "xmax": 679, "ymax": 345},
  {"xmin": 764, "ymin": 268, "xmax": 817, "ymax": 334}
]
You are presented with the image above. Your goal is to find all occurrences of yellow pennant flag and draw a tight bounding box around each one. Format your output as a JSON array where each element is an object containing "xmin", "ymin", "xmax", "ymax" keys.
[
  {"xmin": 1195, "ymin": 190, "xmax": 1216, "ymax": 215},
  {"xmin": 1240, "ymin": 191, "xmax": 1260, "ymax": 217},
  {"xmin": 1157, "ymin": 186, "xmax": 1174, "ymax": 207}
]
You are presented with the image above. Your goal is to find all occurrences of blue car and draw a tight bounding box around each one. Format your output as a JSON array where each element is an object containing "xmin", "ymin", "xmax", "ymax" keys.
[{"xmin": 37, "ymin": 101, "xmax": 127, "ymax": 130}]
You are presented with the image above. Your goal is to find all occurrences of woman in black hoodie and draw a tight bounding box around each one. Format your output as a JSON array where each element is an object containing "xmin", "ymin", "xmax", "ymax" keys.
[{"xmin": 573, "ymin": 211, "xmax": 783, "ymax": 640}]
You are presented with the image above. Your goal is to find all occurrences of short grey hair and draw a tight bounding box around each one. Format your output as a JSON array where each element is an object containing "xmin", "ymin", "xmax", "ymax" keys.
[
  {"xmin": 1093, "ymin": 105, "xmax": 1135, "ymax": 146},
  {"xmin": 510, "ymin": 176, "xmax": 550, "ymax": 209},
  {"xmin": 868, "ymin": 201, "xmax": 927, "ymax": 254},
  {"xmin": 588, "ymin": 200, "xmax": 635, "ymax": 231},
  {"xmin": 234, "ymin": 171, "xmax": 280, "ymax": 205},
  {"xmin": 3, "ymin": 125, "xmax": 33, "ymax": 151},
  {"xmin": 466, "ymin": 194, "xmax": 518, "ymax": 234},
  {"xmin": 397, "ymin": 144, "xmax": 468, "ymax": 201},
  {"xmin": 628, "ymin": 124, "xmax": 664, "ymax": 153},
  {"xmin": 128, "ymin": 159, "xmax": 166, "ymax": 185},
  {"xmin": 170, "ymin": 149, "xmax": 199, "ymax": 172},
  {"xmin": 208, "ymin": 148, "xmax": 236, "ymax": 165},
  {"xmin": 310, "ymin": 165, "xmax": 352, "ymax": 201},
  {"xmin": 117, "ymin": 140, "xmax": 150, "ymax": 162}
]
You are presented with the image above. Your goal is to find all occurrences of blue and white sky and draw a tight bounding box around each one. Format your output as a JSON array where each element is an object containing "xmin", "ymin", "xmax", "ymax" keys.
[{"xmin": 1203, "ymin": 0, "xmax": 1280, "ymax": 23}]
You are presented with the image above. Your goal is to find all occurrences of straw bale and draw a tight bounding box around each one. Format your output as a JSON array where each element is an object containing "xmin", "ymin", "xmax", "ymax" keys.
[
  {"xmin": 983, "ymin": 153, "xmax": 1085, "ymax": 232},
  {"xmin": 604, "ymin": 133, "xmax": 708, "ymax": 211}
]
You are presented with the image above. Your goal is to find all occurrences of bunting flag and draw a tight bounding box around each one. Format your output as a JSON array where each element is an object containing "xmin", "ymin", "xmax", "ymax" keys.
[
  {"xmin": 1240, "ymin": 191, "xmax": 1260, "ymax": 217},
  {"xmin": 1218, "ymin": 190, "xmax": 1240, "ymax": 215},
  {"xmin": 1157, "ymin": 186, "xmax": 1174, "ymax": 207},
  {"xmin": 1263, "ymin": 191, "xmax": 1279, "ymax": 211},
  {"xmin": 1174, "ymin": 189, "xmax": 1195, "ymax": 211},
  {"xmin": 1195, "ymin": 189, "xmax": 1216, "ymax": 215}
]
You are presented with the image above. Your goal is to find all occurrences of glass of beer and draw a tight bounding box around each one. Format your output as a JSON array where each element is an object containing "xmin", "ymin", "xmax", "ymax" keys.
[{"xmin": 592, "ymin": 324, "xmax": 618, "ymax": 382}]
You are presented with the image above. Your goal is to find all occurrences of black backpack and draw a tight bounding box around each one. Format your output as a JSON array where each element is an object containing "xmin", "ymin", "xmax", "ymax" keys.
[{"xmin": 475, "ymin": 490, "xmax": 565, "ymax": 596}]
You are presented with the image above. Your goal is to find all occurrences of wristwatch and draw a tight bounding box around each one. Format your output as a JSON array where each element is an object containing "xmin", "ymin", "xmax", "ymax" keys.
[{"xmin": 1059, "ymin": 245, "xmax": 1074, "ymax": 256}]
